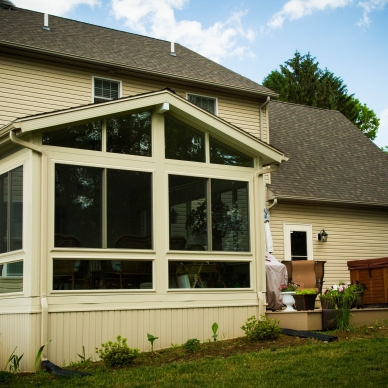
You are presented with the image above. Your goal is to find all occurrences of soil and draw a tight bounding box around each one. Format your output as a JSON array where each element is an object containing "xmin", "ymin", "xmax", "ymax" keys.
[{"xmin": 72, "ymin": 325, "xmax": 388, "ymax": 372}]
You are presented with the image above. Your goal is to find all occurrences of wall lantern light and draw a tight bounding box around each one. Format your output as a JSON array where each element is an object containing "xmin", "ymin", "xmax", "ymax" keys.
[{"xmin": 318, "ymin": 229, "xmax": 328, "ymax": 242}]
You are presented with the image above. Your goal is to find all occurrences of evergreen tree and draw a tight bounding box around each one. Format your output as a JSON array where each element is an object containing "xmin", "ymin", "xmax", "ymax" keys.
[{"xmin": 263, "ymin": 52, "xmax": 379, "ymax": 140}]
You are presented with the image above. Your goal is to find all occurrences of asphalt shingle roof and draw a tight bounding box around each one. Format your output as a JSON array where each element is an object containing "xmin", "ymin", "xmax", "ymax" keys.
[
  {"xmin": 0, "ymin": 7, "xmax": 275, "ymax": 97},
  {"xmin": 268, "ymin": 101, "xmax": 388, "ymax": 206}
]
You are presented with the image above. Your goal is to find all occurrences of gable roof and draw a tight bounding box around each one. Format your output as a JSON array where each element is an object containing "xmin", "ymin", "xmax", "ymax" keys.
[
  {"xmin": 268, "ymin": 101, "xmax": 388, "ymax": 207},
  {"xmin": 3, "ymin": 89, "xmax": 286, "ymax": 166},
  {"xmin": 0, "ymin": 7, "xmax": 276, "ymax": 98}
]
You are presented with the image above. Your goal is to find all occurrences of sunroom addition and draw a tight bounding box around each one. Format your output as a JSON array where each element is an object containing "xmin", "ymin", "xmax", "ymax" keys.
[{"xmin": 0, "ymin": 89, "xmax": 285, "ymax": 370}]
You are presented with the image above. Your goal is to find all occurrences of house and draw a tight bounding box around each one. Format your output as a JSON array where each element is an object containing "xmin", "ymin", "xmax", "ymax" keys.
[
  {"xmin": 0, "ymin": 6, "xmax": 286, "ymax": 371},
  {"xmin": 267, "ymin": 101, "xmax": 388, "ymax": 287},
  {"xmin": 1, "ymin": 5, "xmax": 387, "ymax": 371}
]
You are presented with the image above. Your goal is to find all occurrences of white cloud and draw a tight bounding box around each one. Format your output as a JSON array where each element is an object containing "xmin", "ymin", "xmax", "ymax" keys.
[
  {"xmin": 110, "ymin": 0, "xmax": 255, "ymax": 62},
  {"xmin": 266, "ymin": 0, "xmax": 388, "ymax": 30},
  {"xmin": 15, "ymin": 0, "xmax": 101, "ymax": 16},
  {"xmin": 357, "ymin": 0, "xmax": 388, "ymax": 27},
  {"xmin": 375, "ymin": 107, "xmax": 388, "ymax": 148}
]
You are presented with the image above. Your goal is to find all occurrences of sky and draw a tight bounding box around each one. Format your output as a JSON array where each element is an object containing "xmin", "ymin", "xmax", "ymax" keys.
[{"xmin": 14, "ymin": 0, "xmax": 388, "ymax": 148}]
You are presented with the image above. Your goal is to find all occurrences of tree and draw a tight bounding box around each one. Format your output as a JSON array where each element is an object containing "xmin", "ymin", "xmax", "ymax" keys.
[
  {"xmin": 381, "ymin": 146, "xmax": 388, "ymax": 154},
  {"xmin": 263, "ymin": 52, "xmax": 380, "ymax": 140}
]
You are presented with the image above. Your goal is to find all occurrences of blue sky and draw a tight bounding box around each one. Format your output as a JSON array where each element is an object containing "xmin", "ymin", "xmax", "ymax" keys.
[{"xmin": 15, "ymin": 0, "xmax": 388, "ymax": 148}]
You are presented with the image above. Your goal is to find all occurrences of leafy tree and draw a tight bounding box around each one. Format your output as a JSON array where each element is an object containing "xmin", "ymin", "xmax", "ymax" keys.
[
  {"xmin": 263, "ymin": 52, "xmax": 379, "ymax": 140},
  {"xmin": 381, "ymin": 146, "xmax": 388, "ymax": 154}
]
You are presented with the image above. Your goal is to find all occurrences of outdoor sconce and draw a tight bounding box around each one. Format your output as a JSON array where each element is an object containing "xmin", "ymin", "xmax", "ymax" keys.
[{"xmin": 318, "ymin": 229, "xmax": 328, "ymax": 242}]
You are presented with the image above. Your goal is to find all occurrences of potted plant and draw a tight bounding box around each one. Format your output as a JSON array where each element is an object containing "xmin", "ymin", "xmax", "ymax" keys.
[
  {"xmin": 293, "ymin": 289, "xmax": 317, "ymax": 311},
  {"xmin": 279, "ymin": 282, "xmax": 299, "ymax": 312}
]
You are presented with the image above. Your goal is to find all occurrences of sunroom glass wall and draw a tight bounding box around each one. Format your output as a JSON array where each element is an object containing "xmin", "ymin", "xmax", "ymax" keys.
[{"xmin": 55, "ymin": 164, "xmax": 152, "ymax": 249}]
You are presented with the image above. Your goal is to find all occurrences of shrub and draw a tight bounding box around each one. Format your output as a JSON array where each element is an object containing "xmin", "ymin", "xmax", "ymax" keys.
[
  {"xmin": 241, "ymin": 315, "xmax": 282, "ymax": 341},
  {"xmin": 95, "ymin": 335, "xmax": 139, "ymax": 367},
  {"xmin": 184, "ymin": 338, "xmax": 201, "ymax": 353}
]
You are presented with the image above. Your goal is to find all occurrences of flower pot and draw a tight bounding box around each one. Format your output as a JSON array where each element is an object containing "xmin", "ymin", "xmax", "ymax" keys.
[
  {"xmin": 351, "ymin": 291, "xmax": 364, "ymax": 309},
  {"xmin": 281, "ymin": 291, "xmax": 296, "ymax": 312},
  {"xmin": 294, "ymin": 294, "xmax": 317, "ymax": 311}
]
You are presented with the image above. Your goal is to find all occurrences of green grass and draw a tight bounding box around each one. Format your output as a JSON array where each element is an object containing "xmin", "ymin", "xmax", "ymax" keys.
[{"xmin": 4, "ymin": 336, "xmax": 388, "ymax": 387}]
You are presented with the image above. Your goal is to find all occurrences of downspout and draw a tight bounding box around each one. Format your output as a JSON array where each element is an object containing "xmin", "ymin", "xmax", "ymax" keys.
[
  {"xmin": 255, "ymin": 163, "xmax": 279, "ymax": 315},
  {"xmin": 9, "ymin": 130, "xmax": 49, "ymax": 364},
  {"xmin": 260, "ymin": 96, "xmax": 270, "ymax": 141}
]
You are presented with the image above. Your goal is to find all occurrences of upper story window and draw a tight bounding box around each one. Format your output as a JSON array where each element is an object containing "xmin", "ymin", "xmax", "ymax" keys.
[
  {"xmin": 187, "ymin": 94, "xmax": 217, "ymax": 115},
  {"xmin": 0, "ymin": 166, "xmax": 23, "ymax": 253},
  {"xmin": 93, "ymin": 77, "xmax": 121, "ymax": 103}
]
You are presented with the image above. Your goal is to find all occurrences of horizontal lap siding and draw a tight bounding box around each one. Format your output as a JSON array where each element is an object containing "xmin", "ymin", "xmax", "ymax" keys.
[
  {"xmin": 269, "ymin": 201, "xmax": 388, "ymax": 288},
  {"xmin": 1, "ymin": 56, "xmax": 262, "ymax": 140},
  {"xmin": 0, "ymin": 313, "xmax": 40, "ymax": 372},
  {"xmin": 47, "ymin": 306, "xmax": 256, "ymax": 367},
  {"xmin": 0, "ymin": 56, "xmax": 92, "ymax": 126}
]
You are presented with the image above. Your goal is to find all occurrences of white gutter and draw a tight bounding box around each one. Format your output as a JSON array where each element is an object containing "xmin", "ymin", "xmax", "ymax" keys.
[
  {"xmin": 260, "ymin": 97, "xmax": 270, "ymax": 141},
  {"xmin": 9, "ymin": 130, "xmax": 49, "ymax": 364}
]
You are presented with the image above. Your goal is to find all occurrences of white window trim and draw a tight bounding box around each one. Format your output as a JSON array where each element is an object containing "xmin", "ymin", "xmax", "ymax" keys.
[
  {"xmin": 283, "ymin": 223, "xmax": 313, "ymax": 261},
  {"xmin": 186, "ymin": 92, "xmax": 218, "ymax": 115},
  {"xmin": 92, "ymin": 76, "xmax": 122, "ymax": 103}
]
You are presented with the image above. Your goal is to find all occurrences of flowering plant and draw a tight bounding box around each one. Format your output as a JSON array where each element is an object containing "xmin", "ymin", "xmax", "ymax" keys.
[
  {"xmin": 279, "ymin": 282, "xmax": 299, "ymax": 292},
  {"xmin": 320, "ymin": 281, "xmax": 366, "ymax": 330}
]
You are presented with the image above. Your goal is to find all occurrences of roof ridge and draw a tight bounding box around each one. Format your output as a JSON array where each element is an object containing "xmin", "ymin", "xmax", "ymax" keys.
[{"xmin": 14, "ymin": 7, "xmax": 171, "ymax": 44}]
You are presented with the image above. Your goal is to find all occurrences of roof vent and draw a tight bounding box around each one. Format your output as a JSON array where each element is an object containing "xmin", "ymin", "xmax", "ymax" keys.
[
  {"xmin": 0, "ymin": 0, "xmax": 17, "ymax": 10},
  {"xmin": 43, "ymin": 13, "xmax": 50, "ymax": 30},
  {"xmin": 170, "ymin": 42, "xmax": 177, "ymax": 57}
]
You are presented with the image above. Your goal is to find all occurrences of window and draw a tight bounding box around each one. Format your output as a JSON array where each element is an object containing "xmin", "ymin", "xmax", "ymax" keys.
[
  {"xmin": 187, "ymin": 94, "xmax": 217, "ymax": 114},
  {"xmin": 52, "ymin": 259, "xmax": 152, "ymax": 290},
  {"xmin": 169, "ymin": 175, "xmax": 249, "ymax": 252},
  {"xmin": 42, "ymin": 112, "xmax": 151, "ymax": 156},
  {"xmin": 284, "ymin": 224, "xmax": 313, "ymax": 261},
  {"xmin": 210, "ymin": 137, "xmax": 254, "ymax": 167},
  {"xmin": 55, "ymin": 164, "xmax": 152, "ymax": 249},
  {"xmin": 107, "ymin": 112, "xmax": 151, "ymax": 156},
  {"xmin": 169, "ymin": 261, "xmax": 250, "ymax": 289},
  {"xmin": 165, "ymin": 115, "xmax": 205, "ymax": 162},
  {"xmin": 0, "ymin": 166, "xmax": 23, "ymax": 253},
  {"xmin": 0, "ymin": 261, "xmax": 23, "ymax": 293},
  {"xmin": 93, "ymin": 77, "xmax": 120, "ymax": 103},
  {"xmin": 42, "ymin": 121, "xmax": 102, "ymax": 151}
]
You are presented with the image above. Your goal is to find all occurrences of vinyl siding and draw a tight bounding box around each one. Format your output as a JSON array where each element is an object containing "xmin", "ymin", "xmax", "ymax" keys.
[
  {"xmin": 269, "ymin": 201, "xmax": 388, "ymax": 288},
  {"xmin": 0, "ymin": 55, "xmax": 264, "ymax": 139},
  {"xmin": 45, "ymin": 306, "xmax": 256, "ymax": 370},
  {"xmin": 0, "ymin": 313, "xmax": 41, "ymax": 372}
]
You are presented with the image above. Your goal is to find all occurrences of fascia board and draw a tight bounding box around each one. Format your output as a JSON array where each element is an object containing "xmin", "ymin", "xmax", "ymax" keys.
[{"xmin": 13, "ymin": 90, "xmax": 285, "ymax": 164}]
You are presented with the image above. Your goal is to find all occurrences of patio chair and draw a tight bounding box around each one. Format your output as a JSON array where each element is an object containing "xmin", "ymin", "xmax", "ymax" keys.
[
  {"xmin": 114, "ymin": 234, "xmax": 152, "ymax": 249},
  {"xmin": 53, "ymin": 260, "xmax": 88, "ymax": 290},
  {"xmin": 282, "ymin": 260, "xmax": 326, "ymax": 294}
]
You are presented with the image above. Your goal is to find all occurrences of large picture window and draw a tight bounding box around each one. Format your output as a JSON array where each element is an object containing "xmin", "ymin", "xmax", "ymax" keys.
[
  {"xmin": 0, "ymin": 166, "xmax": 23, "ymax": 253},
  {"xmin": 55, "ymin": 164, "xmax": 152, "ymax": 249},
  {"xmin": 169, "ymin": 175, "xmax": 249, "ymax": 252}
]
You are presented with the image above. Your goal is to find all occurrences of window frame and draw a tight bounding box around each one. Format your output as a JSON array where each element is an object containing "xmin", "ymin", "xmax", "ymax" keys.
[
  {"xmin": 186, "ymin": 93, "xmax": 218, "ymax": 115},
  {"xmin": 92, "ymin": 76, "xmax": 122, "ymax": 103},
  {"xmin": 283, "ymin": 223, "xmax": 313, "ymax": 261}
]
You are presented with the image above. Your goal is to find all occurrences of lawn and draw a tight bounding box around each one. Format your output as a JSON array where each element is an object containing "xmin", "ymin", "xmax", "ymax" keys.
[{"xmin": 2, "ymin": 325, "xmax": 388, "ymax": 387}]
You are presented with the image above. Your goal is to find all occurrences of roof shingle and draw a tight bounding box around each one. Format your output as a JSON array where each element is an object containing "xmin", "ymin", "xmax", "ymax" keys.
[
  {"xmin": 0, "ymin": 7, "xmax": 275, "ymax": 97},
  {"xmin": 268, "ymin": 101, "xmax": 388, "ymax": 207}
]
